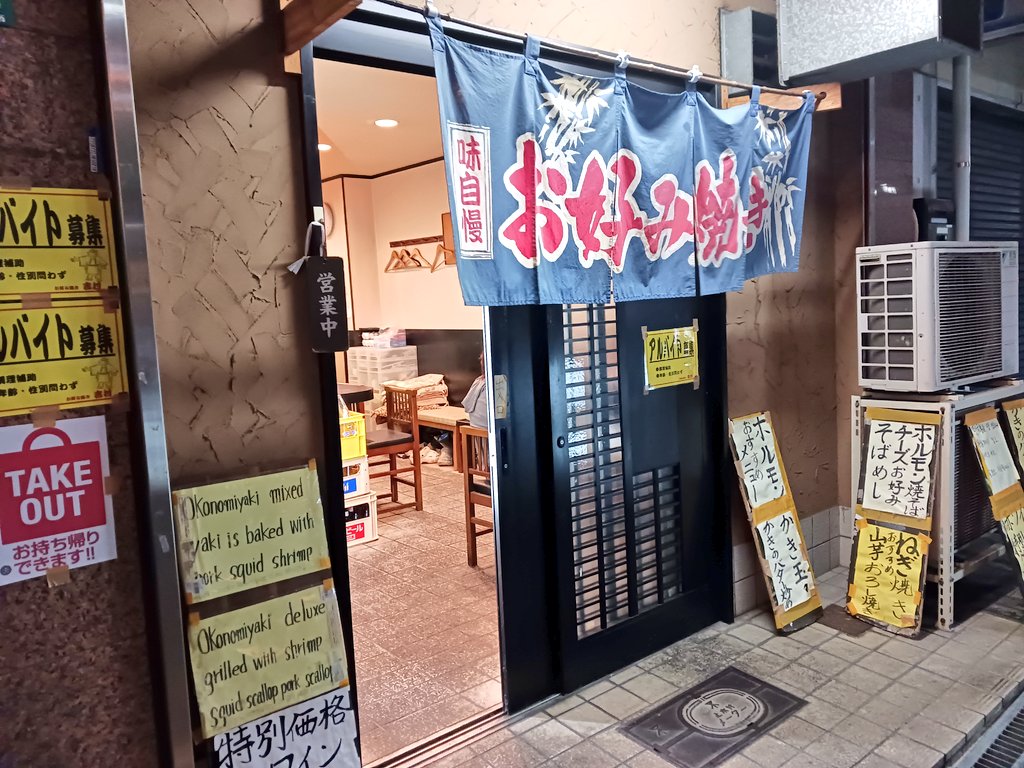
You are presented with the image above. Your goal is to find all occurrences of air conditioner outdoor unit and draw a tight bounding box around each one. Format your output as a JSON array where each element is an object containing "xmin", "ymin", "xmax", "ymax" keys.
[{"xmin": 857, "ymin": 241, "xmax": 1019, "ymax": 392}]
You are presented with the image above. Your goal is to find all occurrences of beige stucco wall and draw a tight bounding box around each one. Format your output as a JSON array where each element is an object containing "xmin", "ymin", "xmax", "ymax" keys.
[
  {"xmin": 727, "ymin": 110, "xmax": 841, "ymax": 518},
  {"xmin": 128, "ymin": 0, "xmax": 322, "ymax": 485},
  {"xmin": 126, "ymin": 0, "xmax": 841, "ymax": 516},
  {"xmin": 438, "ymin": 0, "xmax": 774, "ymax": 72}
]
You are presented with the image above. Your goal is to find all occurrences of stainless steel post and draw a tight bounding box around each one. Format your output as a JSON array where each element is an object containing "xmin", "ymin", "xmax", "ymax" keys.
[
  {"xmin": 952, "ymin": 54, "xmax": 972, "ymax": 241},
  {"xmin": 97, "ymin": 2, "xmax": 194, "ymax": 766}
]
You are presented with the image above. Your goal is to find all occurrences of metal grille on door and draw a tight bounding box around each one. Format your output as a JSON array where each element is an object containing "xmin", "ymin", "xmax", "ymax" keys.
[
  {"xmin": 562, "ymin": 305, "xmax": 687, "ymax": 638},
  {"xmin": 563, "ymin": 305, "xmax": 627, "ymax": 637},
  {"xmin": 632, "ymin": 465, "xmax": 683, "ymax": 611}
]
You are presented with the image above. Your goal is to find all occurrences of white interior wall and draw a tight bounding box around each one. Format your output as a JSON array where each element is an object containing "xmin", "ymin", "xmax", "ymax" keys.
[
  {"xmin": 326, "ymin": 162, "xmax": 482, "ymax": 334},
  {"xmin": 322, "ymin": 178, "xmax": 355, "ymax": 327},
  {"xmin": 337, "ymin": 178, "xmax": 384, "ymax": 329},
  {"xmin": 370, "ymin": 162, "xmax": 482, "ymax": 331}
]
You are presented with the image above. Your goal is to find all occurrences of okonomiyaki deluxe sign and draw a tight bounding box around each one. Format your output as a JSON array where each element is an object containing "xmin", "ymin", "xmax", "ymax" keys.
[{"xmin": 0, "ymin": 416, "xmax": 116, "ymax": 585}]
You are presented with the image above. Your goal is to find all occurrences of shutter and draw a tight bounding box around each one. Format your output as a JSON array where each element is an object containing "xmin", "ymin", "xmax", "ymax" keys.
[{"xmin": 936, "ymin": 89, "xmax": 1024, "ymax": 370}]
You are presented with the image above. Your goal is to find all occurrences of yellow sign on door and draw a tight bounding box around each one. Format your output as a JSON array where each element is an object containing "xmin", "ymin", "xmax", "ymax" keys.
[
  {"xmin": 642, "ymin": 324, "xmax": 698, "ymax": 392},
  {"xmin": 0, "ymin": 301, "xmax": 128, "ymax": 416},
  {"xmin": 0, "ymin": 188, "xmax": 119, "ymax": 297}
]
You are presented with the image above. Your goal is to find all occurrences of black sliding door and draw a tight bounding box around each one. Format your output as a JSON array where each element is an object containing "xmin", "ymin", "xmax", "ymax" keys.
[{"xmin": 546, "ymin": 297, "xmax": 731, "ymax": 691}]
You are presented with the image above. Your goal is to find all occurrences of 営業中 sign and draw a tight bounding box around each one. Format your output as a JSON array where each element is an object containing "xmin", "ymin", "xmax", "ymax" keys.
[
  {"xmin": 0, "ymin": 188, "xmax": 119, "ymax": 296},
  {"xmin": 189, "ymin": 583, "xmax": 349, "ymax": 737},
  {"xmin": 213, "ymin": 686, "xmax": 359, "ymax": 768},
  {"xmin": 306, "ymin": 257, "xmax": 348, "ymax": 353},
  {"xmin": 0, "ymin": 416, "xmax": 116, "ymax": 585},
  {"xmin": 0, "ymin": 300, "xmax": 128, "ymax": 417},
  {"xmin": 172, "ymin": 466, "xmax": 331, "ymax": 602},
  {"xmin": 642, "ymin": 324, "xmax": 698, "ymax": 393}
]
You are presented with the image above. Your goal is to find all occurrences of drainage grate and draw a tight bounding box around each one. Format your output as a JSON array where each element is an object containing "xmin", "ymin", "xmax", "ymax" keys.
[{"xmin": 956, "ymin": 690, "xmax": 1024, "ymax": 768}]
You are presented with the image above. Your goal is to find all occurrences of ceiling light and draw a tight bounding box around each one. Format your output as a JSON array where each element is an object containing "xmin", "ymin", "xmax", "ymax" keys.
[
  {"xmin": 374, "ymin": 119, "xmax": 399, "ymax": 128},
  {"xmin": 318, "ymin": 143, "xmax": 332, "ymax": 151}
]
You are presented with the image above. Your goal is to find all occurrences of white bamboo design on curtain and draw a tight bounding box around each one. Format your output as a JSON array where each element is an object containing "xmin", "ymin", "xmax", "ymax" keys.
[{"xmin": 756, "ymin": 109, "xmax": 801, "ymax": 269}]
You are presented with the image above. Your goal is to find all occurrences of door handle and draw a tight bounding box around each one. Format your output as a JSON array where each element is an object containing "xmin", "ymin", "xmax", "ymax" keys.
[
  {"xmin": 556, "ymin": 436, "xmax": 566, "ymax": 448},
  {"xmin": 499, "ymin": 427, "xmax": 509, "ymax": 470}
]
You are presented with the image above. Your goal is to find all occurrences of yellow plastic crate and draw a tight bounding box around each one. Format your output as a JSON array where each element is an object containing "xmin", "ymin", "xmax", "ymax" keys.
[{"xmin": 339, "ymin": 413, "xmax": 366, "ymax": 460}]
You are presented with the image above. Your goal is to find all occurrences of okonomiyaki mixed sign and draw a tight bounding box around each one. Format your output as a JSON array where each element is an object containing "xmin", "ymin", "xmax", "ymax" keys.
[{"xmin": 429, "ymin": 14, "xmax": 815, "ymax": 306}]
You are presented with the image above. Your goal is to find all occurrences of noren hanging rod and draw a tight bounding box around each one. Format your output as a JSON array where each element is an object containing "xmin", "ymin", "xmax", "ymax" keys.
[{"xmin": 367, "ymin": 0, "xmax": 820, "ymax": 105}]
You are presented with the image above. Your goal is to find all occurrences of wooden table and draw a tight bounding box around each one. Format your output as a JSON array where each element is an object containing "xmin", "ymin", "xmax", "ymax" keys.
[{"xmin": 417, "ymin": 405, "xmax": 468, "ymax": 471}]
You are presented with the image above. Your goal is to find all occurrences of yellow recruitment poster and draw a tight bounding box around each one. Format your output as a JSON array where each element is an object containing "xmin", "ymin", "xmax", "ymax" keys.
[
  {"xmin": 188, "ymin": 584, "xmax": 349, "ymax": 738},
  {"xmin": 642, "ymin": 324, "xmax": 698, "ymax": 392},
  {"xmin": 173, "ymin": 467, "xmax": 330, "ymax": 602},
  {"xmin": 848, "ymin": 521, "xmax": 928, "ymax": 631},
  {"xmin": 0, "ymin": 300, "xmax": 128, "ymax": 417},
  {"xmin": 0, "ymin": 188, "xmax": 119, "ymax": 296}
]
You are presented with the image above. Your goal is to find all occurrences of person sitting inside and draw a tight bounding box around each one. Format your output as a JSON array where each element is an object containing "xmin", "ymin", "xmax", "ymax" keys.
[{"xmin": 462, "ymin": 352, "xmax": 487, "ymax": 429}]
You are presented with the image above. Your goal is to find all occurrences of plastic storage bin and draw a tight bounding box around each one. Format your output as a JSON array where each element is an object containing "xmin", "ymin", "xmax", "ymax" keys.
[
  {"xmin": 345, "ymin": 491, "xmax": 378, "ymax": 546},
  {"xmin": 339, "ymin": 413, "xmax": 366, "ymax": 461},
  {"xmin": 347, "ymin": 346, "xmax": 419, "ymax": 390},
  {"xmin": 342, "ymin": 457, "xmax": 369, "ymax": 499}
]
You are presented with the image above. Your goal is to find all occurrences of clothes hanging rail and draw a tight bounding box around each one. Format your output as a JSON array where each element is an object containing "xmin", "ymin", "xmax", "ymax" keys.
[{"xmin": 369, "ymin": 0, "xmax": 821, "ymax": 106}]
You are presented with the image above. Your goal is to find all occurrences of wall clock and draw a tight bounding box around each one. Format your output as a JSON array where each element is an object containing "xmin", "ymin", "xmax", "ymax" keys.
[{"xmin": 323, "ymin": 203, "xmax": 335, "ymax": 237}]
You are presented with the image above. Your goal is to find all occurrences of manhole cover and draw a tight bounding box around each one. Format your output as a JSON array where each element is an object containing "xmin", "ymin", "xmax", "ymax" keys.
[{"xmin": 623, "ymin": 667, "xmax": 805, "ymax": 768}]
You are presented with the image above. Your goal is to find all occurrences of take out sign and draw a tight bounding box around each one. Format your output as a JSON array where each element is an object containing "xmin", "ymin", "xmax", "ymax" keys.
[{"xmin": 0, "ymin": 416, "xmax": 117, "ymax": 586}]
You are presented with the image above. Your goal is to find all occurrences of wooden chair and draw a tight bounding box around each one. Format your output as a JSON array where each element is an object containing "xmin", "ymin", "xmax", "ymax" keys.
[
  {"xmin": 460, "ymin": 423, "xmax": 493, "ymax": 566},
  {"xmin": 367, "ymin": 386, "xmax": 423, "ymax": 512}
]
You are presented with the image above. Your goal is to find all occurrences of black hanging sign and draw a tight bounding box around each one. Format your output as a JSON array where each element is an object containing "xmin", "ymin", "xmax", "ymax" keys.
[{"xmin": 302, "ymin": 221, "xmax": 348, "ymax": 353}]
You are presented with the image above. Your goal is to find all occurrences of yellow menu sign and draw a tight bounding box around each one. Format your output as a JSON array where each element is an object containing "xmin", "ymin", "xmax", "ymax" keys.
[
  {"xmin": 173, "ymin": 466, "xmax": 330, "ymax": 602},
  {"xmin": 642, "ymin": 324, "xmax": 698, "ymax": 392},
  {"xmin": 189, "ymin": 584, "xmax": 348, "ymax": 738},
  {"xmin": 0, "ymin": 188, "xmax": 119, "ymax": 296},
  {"xmin": 0, "ymin": 301, "xmax": 127, "ymax": 417},
  {"xmin": 848, "ymin": 520, "xmax": 928, "ymax": 630}
]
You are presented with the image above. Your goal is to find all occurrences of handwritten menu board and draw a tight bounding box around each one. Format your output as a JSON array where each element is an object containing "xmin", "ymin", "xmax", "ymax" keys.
[
  {"xmin": 967, "ymin": 414, "xmax": 1019, "ymax": 495},
  {"xmin": 731, "ymin": 413, "xmax": 785, "ymax": 508},
  {"xmin": 728, "ymin": 412, "xmax": 821, "ymax": 631},
  {"xmin": 213, "ymin": 686, "xmax": 360, "ymax": 768},
  {"xmin": 851, "ymin": 407, "xmax": 940, "ymax": 635},
  {"xmin": 848, "ymin": 521, "xmax": 928, "ymax": 631},
  {"xmin": 755, "ymin": 510, "xmax": 812, "ymax": 611},
  {"xmin": 173, "ymin": 466, "xmax": 329, "ymax": 602},
  {"xmin": 860, "ymin": 417, "xmax": 938, "ymax": 520},
  {"xmin": 1003, "ymin": 399, "xmax": 1024, "ymax": 472},
  {"xmin": 189, "ymin": 584, "xmax": 348, "ymax": 738},
  {"xmin": 971, "ymin": 405, "xmax": 1024, "ymax": 596}
]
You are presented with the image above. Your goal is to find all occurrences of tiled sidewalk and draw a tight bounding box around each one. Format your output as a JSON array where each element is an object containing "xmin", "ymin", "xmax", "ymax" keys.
[{"xmin": 429, "ymin": 567, "xmax": 1024, "ymax": 768}]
